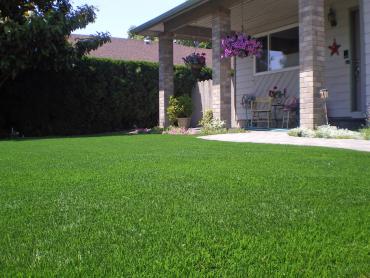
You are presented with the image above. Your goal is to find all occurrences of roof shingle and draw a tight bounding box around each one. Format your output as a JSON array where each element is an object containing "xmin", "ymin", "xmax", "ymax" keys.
[{"xmin": 69, "ymin": 35, "xmax": 212, "ymax": 66}]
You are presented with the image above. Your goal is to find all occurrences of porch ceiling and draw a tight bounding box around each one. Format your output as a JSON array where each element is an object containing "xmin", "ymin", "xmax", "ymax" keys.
[
  {"xmin": 132, "ymin": 0, "xmax": 298, "ymax": 40},
  {"xmin": 190, "ymin": 0, "xmax": 298, "ymax": 35}
]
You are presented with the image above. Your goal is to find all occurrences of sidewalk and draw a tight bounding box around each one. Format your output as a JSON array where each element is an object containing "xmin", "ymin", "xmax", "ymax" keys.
[{"xmin": 199, "ymin": 131, "xmax": 370, "ymax": 152}]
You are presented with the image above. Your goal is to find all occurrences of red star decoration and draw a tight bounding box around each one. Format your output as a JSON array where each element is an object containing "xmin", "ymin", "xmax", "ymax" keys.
[{"xmin": 329, "ymin": 39, "xmax": 341, "ymax": 56}]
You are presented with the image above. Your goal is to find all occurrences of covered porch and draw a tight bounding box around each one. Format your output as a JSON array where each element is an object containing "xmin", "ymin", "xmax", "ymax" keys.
[{"xmin": 133, "ymin": 0, "xmax": 370, "ymax": 129}]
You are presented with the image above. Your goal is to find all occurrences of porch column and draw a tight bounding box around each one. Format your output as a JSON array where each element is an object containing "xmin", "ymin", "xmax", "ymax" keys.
[
  {"xmin": 299, "ymin": 0, "xmax": 326, "ymax": 129},
  {"xmin": 159, "ymin": 32, "xmax": 174, "ymax": 128},
  {"xmin": 361, "ymin": 0, "xmax": 370, "ymax": 125},
  {"xmin": 212, "ymin": 7, "xmax": 231, "ymax": 128}
]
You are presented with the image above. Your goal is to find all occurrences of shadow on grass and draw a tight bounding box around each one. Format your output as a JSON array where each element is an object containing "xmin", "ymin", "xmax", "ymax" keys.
[{"xmin": 0, "ymin": 131, "xmax": 160, "ymax": 142}]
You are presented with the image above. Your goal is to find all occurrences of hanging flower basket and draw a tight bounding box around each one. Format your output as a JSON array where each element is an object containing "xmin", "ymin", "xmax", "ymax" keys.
[
  {"xmin": 190, "ymin": 63, "xmax": 203, "ymax": 76},
  {"xmin": 183, "ymin": 53, "xmax": 206, "ymax": 77},
  {"xmin": 221, "ymin": 33, "xmax": 263, "ymax": 59}
]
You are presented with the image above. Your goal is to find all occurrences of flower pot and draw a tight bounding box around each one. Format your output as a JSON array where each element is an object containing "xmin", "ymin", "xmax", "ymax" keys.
[{"xmin": 177, "ymin": 117, "xmax": 191, "ymax": 129}]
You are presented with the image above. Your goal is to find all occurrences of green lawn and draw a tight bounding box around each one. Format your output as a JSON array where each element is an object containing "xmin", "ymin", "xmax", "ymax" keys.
[{"xmin": 0, "ymin": 135, "xmax": 369, "ymax": 276}]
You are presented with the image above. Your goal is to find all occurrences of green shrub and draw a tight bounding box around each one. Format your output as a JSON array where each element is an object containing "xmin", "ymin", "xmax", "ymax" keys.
[
  {"xmin": 288, "ymin": 127, "xmax": 316, "ymax": 138},
  {"xmin": 199, "ymin": 127, "xmax": 247, "ymax": 136},
  {"xmin": 360, "ymin": 127, "xmax": 370, "ymax": 140},
  {"xmin": 198, "ymin": 110, "xmax": 226, "ymax": 134},
  {"xmin": 198, "ymin": 109, "xmax": 213, "ymax": 127},
  {"xmin": 174, "ymin": 66, "xmax": 211, "ymax": 97},
  {"xmin": 198, "ymin": 109, "xmax": 247, "ymax": 136},
  {"xmin": 0, "ymin": 58, "xmax": 211, "ymax": 136},
  {"xmin": 199, "ymin": 128, "xmax": 228, "ymax": 136},
  {"xmin": 150, "ymin": 126, "xmax": 165, "ymax": 134},
  {"xmin": 174, "ymin": 67, "xmax": 196, "ymax": 97},
  {"xmin": 167, "ymin": 95, "xmax": 193, "ymax": 123}
]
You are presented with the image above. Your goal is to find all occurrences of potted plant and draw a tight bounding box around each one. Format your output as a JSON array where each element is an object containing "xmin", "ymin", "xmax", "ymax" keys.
[
  {"xmin": 182, "ymin": 52, "xmax": 206, "ymax": 77},
  {"xmin": 167, "ymin": 95, "xmax": 193, "ymax": 128},
  {"xmin": 221, "ymin": 33, "xmax": 263, "ymax": 58},
  {"xmin": 268, "ymin": 86, "xmax": 287, "ymax": 104}
]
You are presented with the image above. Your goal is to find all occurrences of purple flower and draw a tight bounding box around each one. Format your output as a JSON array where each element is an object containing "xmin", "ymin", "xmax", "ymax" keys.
[{"xmin": 221, "ymin": 33, "xmax": 263, "ymax": 59}]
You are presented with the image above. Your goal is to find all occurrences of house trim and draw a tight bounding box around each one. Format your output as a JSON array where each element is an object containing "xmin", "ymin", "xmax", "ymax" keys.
[
  {"xmin": 253, "ymin": 66, "xmax": 300, "ymax": 77},
  {"xmin": 131, "ymin": 0, "xmax": 207, "ymax": 34}
]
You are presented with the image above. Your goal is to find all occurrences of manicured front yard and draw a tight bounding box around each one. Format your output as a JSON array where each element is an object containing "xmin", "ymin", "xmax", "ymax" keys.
[{"xmin": 0, "ymin": 135, "xmax": 369, "ymax": 276}]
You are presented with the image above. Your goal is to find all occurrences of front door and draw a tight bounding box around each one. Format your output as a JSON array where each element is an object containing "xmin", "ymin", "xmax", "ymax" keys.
[{"xmin": 350, "ymin": 8, "xmax": 361, "ymax": 111}]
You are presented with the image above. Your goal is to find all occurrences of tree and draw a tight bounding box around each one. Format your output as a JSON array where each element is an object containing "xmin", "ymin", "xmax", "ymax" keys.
[
  {"xmin": 127, "ymin": 25, "xmax": 145, "ymax": 40},
  {"xmin": 127, "ymin": 25, "xmax": 158, "ymax": 42},
  {"xmin": 0, "ymin": 0, "xmax": 111, "ymax": 87},
  {"xmin": 175, "ymin": 40, "xmax": 212, "ymax": 49}
]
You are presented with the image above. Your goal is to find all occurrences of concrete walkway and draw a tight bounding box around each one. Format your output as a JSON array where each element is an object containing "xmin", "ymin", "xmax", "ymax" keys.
[{"xmin": 199, "ymin": 131, "xmax": 370, "ymax": 152}]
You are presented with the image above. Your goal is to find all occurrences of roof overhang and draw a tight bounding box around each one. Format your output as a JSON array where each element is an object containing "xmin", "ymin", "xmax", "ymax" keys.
[
  {"xmin": 131, "ymin": 0, "xmax": 243, "ymax": 41},
  {"xmin": 131, "ymin": 0, "xmax": 210, "ymax": 36}
]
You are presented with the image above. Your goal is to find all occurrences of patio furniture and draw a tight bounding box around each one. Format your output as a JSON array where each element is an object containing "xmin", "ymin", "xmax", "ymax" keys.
[
  {"xmin": 250, "ymin": 97, "xmax": 273, "ymax": 128},
  {"xmin": 269, "ymin": 88, "xmax": 287, "ymax": 127},
  {"xmin": 241, "ymin": 94, "xmax": 256, "ymax": 128},
  {"xmin": 282, "ymin": 97, "xmax": 299, "ymax": 129},
  {"xmin": 272, "ymin": 103, "xmax": 285, "ymax": 127}
]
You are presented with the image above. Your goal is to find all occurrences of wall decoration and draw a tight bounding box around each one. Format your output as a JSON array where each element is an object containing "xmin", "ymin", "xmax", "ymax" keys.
[
  {"xmin": 328, "ymin": 8, "xmax": 338, "ymax": 27},
  {"xmin": 329, "ymin": 39, "xmax": 341, "ymax": 56}
]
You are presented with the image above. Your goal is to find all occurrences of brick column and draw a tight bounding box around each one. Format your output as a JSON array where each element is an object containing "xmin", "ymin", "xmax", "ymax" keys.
[
  {"xmin": 299, "ymin": 0, "xmax": 326, "ymax": 129},
  {"xmin": 159, "ymin": 33, "xmax": 174, "ymax": 128},
  {"xmin": 361, "ymin": 0, "xmax": 370, "ymax": 125},
  {"xmin": 212, "ymin": 7, "xmax": 231, "ymax": 128}
]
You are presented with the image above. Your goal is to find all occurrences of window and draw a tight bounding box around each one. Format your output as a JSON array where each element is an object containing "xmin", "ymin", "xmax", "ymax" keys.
[
  {"xmin": 255, "ymin": 27, "xmax": 299, "ymax": 74},
  {"xmin": 255, "ymin": 36, "xmax": 268, "ymax": 73}
]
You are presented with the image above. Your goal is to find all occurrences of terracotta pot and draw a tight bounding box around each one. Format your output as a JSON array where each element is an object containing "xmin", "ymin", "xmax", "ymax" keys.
[{"xmin": 177, "ymin": 118, "xmax": 191, "ymax": 129}]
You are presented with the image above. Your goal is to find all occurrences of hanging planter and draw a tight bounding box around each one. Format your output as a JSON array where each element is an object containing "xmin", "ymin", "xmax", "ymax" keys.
[
  {"xmin": 221, "ymin": 33, "xmax": 263, "ymax": 59},
  {"xmin": 189, "ymin": 63, "xmax": 203, "ymax": 77},
  {"xmin": 183, "ymin": 52, "xmax": 206, "ymax": 78}
]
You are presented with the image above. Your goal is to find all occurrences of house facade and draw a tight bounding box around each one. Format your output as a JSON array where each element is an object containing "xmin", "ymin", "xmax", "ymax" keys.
[{"xmin": 133, "ymin": 0, "xmax": 370, "ymax": 129}]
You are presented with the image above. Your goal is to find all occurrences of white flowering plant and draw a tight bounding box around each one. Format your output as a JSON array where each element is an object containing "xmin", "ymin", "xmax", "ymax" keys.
[
  {"xmin": 360, "ymin": 127, "xmax": 370, "ymax": 140},
  {"xmin": 288, "ymin": 127, "xmax": 316, "ymax": 138},
  {"xmin": 205, "ymin": 119, "xmax": 226, "ymax": 130},
  {"xmin": 289, "ymin": 125, "xmax": 365, "ymax": 140},
  {"xmin": 315, "ymin": 125, "xmax": 362, "ymax": 139},
  {"xmin": 198, "ymin": 110, "xmax": 226, "ymax": 134},
  {"xmin": 197, "ymin": 110, "xmax": 246, "ymax": 135}
]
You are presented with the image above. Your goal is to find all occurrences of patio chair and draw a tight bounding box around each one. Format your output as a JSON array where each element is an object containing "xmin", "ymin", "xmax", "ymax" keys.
[
  {"xmin": 282, "ymin": 97, "xmax": 299, "ymax": 129},
  {"xmin": 250, "ymin": 97, "xmax": 273, "ymax": 128}
]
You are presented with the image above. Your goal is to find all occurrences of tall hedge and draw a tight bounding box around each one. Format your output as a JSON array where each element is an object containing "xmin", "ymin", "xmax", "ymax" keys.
[{"xmin": 0, "ymin": 58, "xmax": 211, "ymax": 137}]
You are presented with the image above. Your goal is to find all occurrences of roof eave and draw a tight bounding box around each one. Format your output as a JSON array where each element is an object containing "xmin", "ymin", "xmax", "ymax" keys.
[{"xmin": 131, "ymin": 0, "xmax": 209, "ymax": 35}]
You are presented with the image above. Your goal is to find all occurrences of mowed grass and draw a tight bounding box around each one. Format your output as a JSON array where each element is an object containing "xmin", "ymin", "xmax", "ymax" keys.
[{"xmin": 0, "ymin": 135, "xmax": 369, "ymax": 276}]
